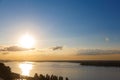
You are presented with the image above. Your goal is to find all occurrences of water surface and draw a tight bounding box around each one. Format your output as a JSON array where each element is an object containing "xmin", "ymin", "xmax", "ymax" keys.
[{"xmin": 4, "ymin": 62, "xmax": 120, "ymax": 80}]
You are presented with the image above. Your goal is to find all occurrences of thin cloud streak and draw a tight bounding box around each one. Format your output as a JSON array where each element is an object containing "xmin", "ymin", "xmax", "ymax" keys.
[
  {"xmin": 77, "ymin": 49, "xmax": 120, "ymax": 55},
  {"xmin": 0, "ymin": 46, "xmax": 34, "ymax": 51},
  {"xmin": 51, "ymin": 46, "xmax": 63, "ymax": 51}
]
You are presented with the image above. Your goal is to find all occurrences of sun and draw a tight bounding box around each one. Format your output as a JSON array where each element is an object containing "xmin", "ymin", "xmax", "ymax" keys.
[{"xmin": 19, "ymin": 33, "xmax": 35, "ymax": 48}]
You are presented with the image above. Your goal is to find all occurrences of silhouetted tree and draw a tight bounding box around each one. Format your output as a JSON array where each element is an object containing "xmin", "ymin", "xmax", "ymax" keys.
[
  {"xmin": 65, "ymin": 77, "xmax": 69, "ymax": 80},
  {"xmin": 34, "ymin": 73, "xmax": 39, "ymax": 80},
  {"xmin": 0, "ymin": 63, "xmax": 12, "ymax": 80},
  {"xmin": 59, "ymin": 76, "xmax": 63, "ymax": 80},
  {"xmin": 46, "ymin": 74, "xmax": 50, "ymax": 80}
]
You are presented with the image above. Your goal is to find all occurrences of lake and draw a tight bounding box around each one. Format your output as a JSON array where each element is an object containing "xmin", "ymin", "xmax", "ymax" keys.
[{"xmin": 4, "ymin": 62, "xmax": 120, "ymax": 80}]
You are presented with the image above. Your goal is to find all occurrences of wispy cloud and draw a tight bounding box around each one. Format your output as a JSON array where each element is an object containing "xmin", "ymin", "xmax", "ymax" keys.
[
  {"xmin": 0, "ymin": 46, "xmax": 34, "ymax": 51},
  {"xmin": 1, "ymin": 45, "xmax": 120, "ymax": 56},
  {"xmin": 51, "ymin": 46, "xmax": 63, "ymax": 51},
  {"xmin": 77, "ymin": 49, "xmax": 120, "ymax": 55}
]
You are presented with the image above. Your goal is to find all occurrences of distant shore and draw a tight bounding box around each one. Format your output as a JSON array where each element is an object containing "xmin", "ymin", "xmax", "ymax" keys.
[
  {"xmin": 79, "ymin": 60, "xmax": 120, "ymax": 67},
  {"xmin": 1, "ymin": 60, "xmax": 120, "ymax": 67}
]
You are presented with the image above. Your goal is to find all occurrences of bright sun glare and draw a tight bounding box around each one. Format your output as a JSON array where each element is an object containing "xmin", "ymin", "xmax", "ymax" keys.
[
  {"xmin": 19, "ymin": 63, "xmax": 33, "ymax": 76},
  {"xmin": 19, "ymin": 33, "xmax": 35, "ymax": 48}
]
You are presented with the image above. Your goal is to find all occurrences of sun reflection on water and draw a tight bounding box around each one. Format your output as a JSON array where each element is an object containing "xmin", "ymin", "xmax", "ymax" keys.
[{"xmin": 19, "ymin": 62, "xmax": 33, "ymax": 76}]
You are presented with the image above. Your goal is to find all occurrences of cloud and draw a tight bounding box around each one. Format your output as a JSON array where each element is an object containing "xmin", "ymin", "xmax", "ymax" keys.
[
  {"xmin": 51, "ymin": 46, "xmax": 63, "ymax": 51},
  {"xmin": 77, "ymin": 49, "xmax": 120, "ymax": 55},
  {"xmin": 0, "ymin": 46, "xmax": 34, "ymax": 51}
]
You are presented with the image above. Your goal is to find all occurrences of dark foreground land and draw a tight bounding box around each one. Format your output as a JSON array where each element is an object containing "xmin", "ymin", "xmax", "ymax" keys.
[{"xmin": 0, "ymin": 63, "xmax": 69, "ymax": 80}]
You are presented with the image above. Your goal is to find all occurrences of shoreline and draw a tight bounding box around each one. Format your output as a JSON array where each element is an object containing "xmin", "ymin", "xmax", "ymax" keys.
[{"xmin": 2, "ymin": 60, "xmax": 120, "ymax": 67}]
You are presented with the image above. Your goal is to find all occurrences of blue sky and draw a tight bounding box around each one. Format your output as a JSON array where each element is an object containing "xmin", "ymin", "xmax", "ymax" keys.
[{"xmin": 0, "ymin": 0, "xmax": 120, "ymax": 49}]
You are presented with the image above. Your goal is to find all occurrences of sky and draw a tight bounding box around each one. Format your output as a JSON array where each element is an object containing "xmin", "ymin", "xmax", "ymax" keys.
[{"xmin": 0, "ymin": 0, "xmax": 120, "ymax": 60}]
